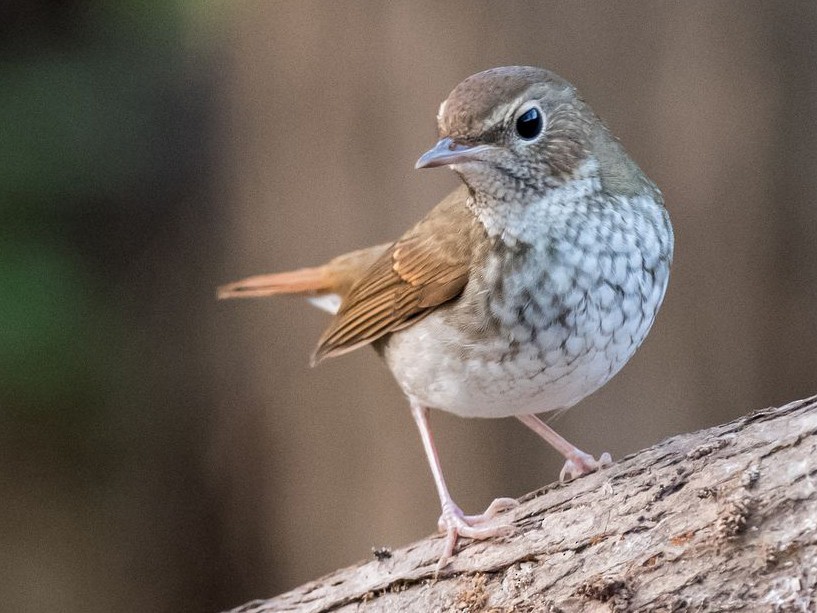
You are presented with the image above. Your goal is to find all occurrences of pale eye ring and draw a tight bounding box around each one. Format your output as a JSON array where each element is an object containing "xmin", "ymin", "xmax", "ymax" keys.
[{"xmin": 515, "ymin": 106, "xmax": 544, "ymax": 140}]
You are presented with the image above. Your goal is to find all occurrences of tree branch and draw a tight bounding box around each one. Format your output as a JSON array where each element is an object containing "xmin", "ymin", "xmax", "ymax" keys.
[{"xmin": 227, "ymin": 396, "xmax": 817, "ymax": 612}]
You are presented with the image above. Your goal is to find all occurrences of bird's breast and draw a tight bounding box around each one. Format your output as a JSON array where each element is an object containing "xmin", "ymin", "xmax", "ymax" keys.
[{"xmin": 383, "ymin": 193, "xmax": 673, "ymax": 419}]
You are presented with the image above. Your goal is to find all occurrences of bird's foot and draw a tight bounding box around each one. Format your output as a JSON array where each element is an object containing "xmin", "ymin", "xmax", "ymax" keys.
[
  {"xmin": 559, "ymin": 450, "xmax": 612, "ymax": 482},
  {"xmin": 435, "ymin": 497, "xmax": 518, "ymax": 571}
]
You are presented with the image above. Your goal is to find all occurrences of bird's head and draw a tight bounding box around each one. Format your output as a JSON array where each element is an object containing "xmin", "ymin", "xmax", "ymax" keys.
[{"xmin": 416, "ymin": 66, "xmax": 645, "ymax": 204}]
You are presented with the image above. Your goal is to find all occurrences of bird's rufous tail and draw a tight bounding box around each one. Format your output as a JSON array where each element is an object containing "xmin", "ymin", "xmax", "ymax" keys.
[
  {"xmin": 217, "ymin": 266, "xmax": 332, "ymax": 299},
  {"xmin": 217, "ymin": 243, "xmax": 391, "ymax": 302}
]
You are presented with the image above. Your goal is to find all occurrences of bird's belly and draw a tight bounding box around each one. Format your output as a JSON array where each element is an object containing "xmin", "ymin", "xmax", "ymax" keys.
[
  {"xmin": 383, "ymin": 262, "xmax": 669, "ymax": 419},
  {"xmin": 383, "ymin": 304, "xmax": 650, "ymax": 418}
]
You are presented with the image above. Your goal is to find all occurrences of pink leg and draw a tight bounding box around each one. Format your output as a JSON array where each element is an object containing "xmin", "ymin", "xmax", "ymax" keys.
[
  {"xmin": 410, "ymin": 402, "xmax": 518, "ymax": 570},
  {"xmin": 516, "ymin": 414, "xmax": 612, "ymax": 481}
]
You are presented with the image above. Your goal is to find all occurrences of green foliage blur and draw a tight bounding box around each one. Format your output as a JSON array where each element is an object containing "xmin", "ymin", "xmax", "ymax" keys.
[
  {"xmin": 1, "ymin": 4, "xmax": 226, "ymax": 609},
  {"xmin": 1, "ymin": 1, "xmax": 213, "ymax": 437}
]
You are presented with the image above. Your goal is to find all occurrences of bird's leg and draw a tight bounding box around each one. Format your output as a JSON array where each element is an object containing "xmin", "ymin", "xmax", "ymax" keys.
[
  {"xmin": 516, "ymin": 413, "xmax": 612, "ymax": 482},
  {"xmin": 410, "ymin": 402, "xmax": 518, "ymax": 569}
]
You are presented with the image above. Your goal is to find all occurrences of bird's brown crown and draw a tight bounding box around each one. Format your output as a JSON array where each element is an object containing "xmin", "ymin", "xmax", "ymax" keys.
[{"xmin": 438, "ymin": 66, "xmax": 576, "ymax": 142}]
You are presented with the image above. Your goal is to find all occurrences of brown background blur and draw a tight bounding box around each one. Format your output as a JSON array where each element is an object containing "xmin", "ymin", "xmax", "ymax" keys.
[{"xmin": 2, "ymin": 2, "xmax": 816, "ymax": 612}]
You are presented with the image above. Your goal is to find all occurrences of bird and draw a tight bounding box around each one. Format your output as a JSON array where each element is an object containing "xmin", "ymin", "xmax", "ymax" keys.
[{"xmin": 218, "ymin": 66, "xmax": 674, "ymax": 568}]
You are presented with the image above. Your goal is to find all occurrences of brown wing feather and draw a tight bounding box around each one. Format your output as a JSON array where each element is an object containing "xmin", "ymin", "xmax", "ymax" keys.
[{"xmin": 313, "ymin": 186, "xmax": 481, "ymax": 363}]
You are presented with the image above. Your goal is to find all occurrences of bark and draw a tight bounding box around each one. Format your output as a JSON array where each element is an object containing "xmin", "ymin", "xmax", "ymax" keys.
[{"xmin": 226, "ymin": 396, "xmax": 817, "ymax": 612}]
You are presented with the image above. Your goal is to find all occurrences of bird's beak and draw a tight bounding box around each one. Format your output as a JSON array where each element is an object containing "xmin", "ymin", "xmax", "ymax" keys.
[{"xmin": 415, "ymin": 137, "xmax": 495, "ymax": 169}]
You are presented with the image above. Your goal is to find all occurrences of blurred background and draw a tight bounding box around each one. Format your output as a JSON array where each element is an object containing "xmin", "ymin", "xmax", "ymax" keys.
[{"xmin": 2, "ymin": 1, "xmax": 815, "ymax": 611}]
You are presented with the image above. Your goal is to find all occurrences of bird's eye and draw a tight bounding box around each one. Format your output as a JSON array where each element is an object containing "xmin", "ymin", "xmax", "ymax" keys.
[{"xmin": 515, "ymin": 107, "xmax": 543, "ymax": 140}]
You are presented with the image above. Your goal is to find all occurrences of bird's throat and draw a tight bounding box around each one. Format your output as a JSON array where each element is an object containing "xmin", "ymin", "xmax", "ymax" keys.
[{"xmin": 465, "ymin": 158, "xmax": 604, "ymax": 246}]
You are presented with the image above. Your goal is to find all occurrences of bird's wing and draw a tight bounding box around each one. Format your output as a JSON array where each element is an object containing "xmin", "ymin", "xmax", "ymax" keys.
[{"xmin": 313, "ymin": 186, "xmax": 481, "ymax": 363}]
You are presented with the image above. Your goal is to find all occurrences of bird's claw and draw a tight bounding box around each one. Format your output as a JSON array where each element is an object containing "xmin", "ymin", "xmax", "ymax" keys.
[
  {"xmin": 435, "ymin": 497, "xmax": 518, "ymax": 572},
  {"xmin": 559, "ymin": 450, "xmax": 612, "ymax": 482}
]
